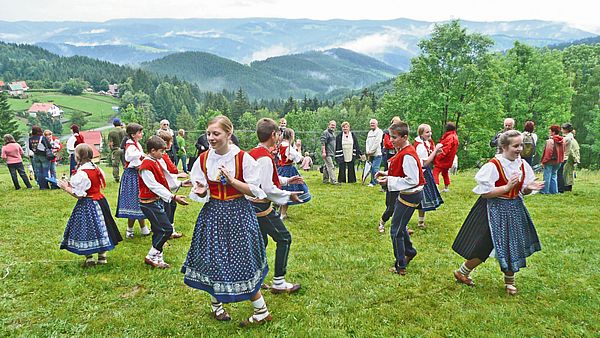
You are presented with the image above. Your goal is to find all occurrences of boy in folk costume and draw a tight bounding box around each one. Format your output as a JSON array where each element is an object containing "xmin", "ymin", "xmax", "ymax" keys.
[
  {"xmin": 139, "ymin": 136, "xmax": 188, "ymax": 269},
  {"xmin": 452, "ymin": 130, "xmax": 543, "ymax": 295},
  {"xmin": 250, "ymin": 118, "xmax": 304, "ymax": 293},
  {"xmin": 157, "ymin": 131, "xmax": 191, "ymax": 239},
  {"xmin": 58, "ymin": 144, "xmax": 123, "ymax": 266},
  {"xmin": 116, "ymin": 123, "xmax": 149, "ymax": 238},
  {"xmin": 376, "ymin": 122, "xmax": 426, "ymax": 275}
]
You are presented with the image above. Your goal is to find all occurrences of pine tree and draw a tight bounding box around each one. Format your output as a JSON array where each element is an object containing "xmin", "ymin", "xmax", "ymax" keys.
[{"xmin": 0, "ymin": 92, "xmax": 21, "ymax": 140}]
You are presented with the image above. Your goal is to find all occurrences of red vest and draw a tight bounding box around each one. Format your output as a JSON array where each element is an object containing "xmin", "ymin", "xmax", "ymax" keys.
[
  {"xmin": 81, "ymin": 167, "xmax": 105, "ymax": 200},
  {"xmin": 489, "ymin": 157, "xmax": 525, "ymax": 199},
  {"xmin": 250, "ymin": 146, "xmax": 282, "ymax": 189},
  {"xmin": 138, "ymin": 157, "xmax": 170, "ymax": 200},
  {"xmin": 161, "ymin": 153, "xmax": 178, "ymax": 174},
  {"xmin": 413, "ymin": 138, "xmax": 435, "ymax": 156},
  {"xmin": 388, "ymin": 145, "xmax": 426, "ymax": 186},
  {"xmin": 124, "ymin": 140, "xmax": 143, "ymax": 168},
  {"xmin": 277, "ymin": 144, "xmax": 293, "ymax": 167},
  {"xmin": 199, "ymin": 150, "xmax": 245, "ymax": 200}
]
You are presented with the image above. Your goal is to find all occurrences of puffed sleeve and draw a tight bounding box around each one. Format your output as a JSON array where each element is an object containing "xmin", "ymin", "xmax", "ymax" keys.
[
  {"xmin": 188, "ymin": 155, "xmax": 209, "ymax": 203},
  {"xmin": 415, "ymin": 143, "xmax": 428, "ymax": 164},
  {"xmin": 287, "ymin": 146, "xmax": 303, "ymax": 163},
  {"xmin": 70, "ymin": 170, "xmax": 91, "ymax": 197},
  {"xmin": 472, "ymin": 163, "xmax": 499, "ymax": 195},
  {"xmin": 242, "ymin": 153, "xmax": 267, "ymax": 199}
]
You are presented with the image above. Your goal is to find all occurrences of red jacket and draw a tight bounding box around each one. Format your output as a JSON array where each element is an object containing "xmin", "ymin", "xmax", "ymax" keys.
[
  {"xmin": 541, "ymin": 135, "xmax": 565, "ymax": 165},
  {"xmin": 433, "ymin": 131, "xmax": 459, "ymax": 169}
]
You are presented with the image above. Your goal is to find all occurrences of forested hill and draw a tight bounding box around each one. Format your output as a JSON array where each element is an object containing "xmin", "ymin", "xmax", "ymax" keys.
[
  {"xmin": 0, "ymin": 42, "xmax": 133, "ymax": 88},
  {"xmin": 140, "ymin": 48, "xmax": 399, "ymax": 99},
  {"xmin": 549, "ymin": 36, "xmax": 600, "ymax": 50}
]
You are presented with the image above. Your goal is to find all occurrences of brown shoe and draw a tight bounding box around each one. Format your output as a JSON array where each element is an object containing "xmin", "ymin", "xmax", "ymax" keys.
[
  {"xmin": 271, "ymin": 284, "xmax": 301, "ymax": 294},
  {"xmin": 261, "ymin": 283, "xmax": 271, "ymax": 290},
  {"xmin": 405, "ymin": 254, "xmax": 416, "ymax": 266},
  {"xmin": 144, "ymin": 257, "xmax": 170, "ymax": 269},
  {"xmin": 389, "ymin": 267, "xmax": 407, "ymax": 275},
  {"xmin": 170, "ymin": 232, "xmax": 183, "ymax": 239},
  {"xmin": 239, "ymin": 314, "xmax": 272, "ymax": 328},
  {"xmin": 212, "ymin": 309, "xmax": 231, "ymax": 321},
  {"xmin": 408, "ymin": 228, "xmax": 415, "ymax": 235},
  {"xmin": 453, "ymin": 270, "xmax": 474, "ymax": 286}
]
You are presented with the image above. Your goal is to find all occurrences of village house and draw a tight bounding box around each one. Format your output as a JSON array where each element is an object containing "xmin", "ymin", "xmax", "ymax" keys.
[
  {"xmin": 107, "ymin": 84, "xmax": 119, "ymax": 97},
  {"xmin": 8, "ymin": 83, "xmax": 24, "ymax": 97},
  {"xmin": 0, "ymin": 80, "xmax": 5, "ymax": 92},
  {"xmin": 27, "ymin": 103, "xmax": 64, "ymax": 118}
]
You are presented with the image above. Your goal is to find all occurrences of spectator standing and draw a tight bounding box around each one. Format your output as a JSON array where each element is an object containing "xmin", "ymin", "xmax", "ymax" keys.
[
  {"xmin": 156, "ymin": 119, "xmax": 179, "ymax": 163},
  {"xmin": 44, "ymin": 130, "xmax": 61, "ymax": 187},
  {"xmin": 66, "ymin": 124, "xmax": 85, "ymax": 176},
  {"xmin": 365, "ymin": 119, "xmax": 384, "ymax": 187},
  {"xmin": 176, "ymin": 129, "xmax": 188, "ymax": 173},
  {"xmin": 335, "ymin": 121, "xmax": 362, "ymax": 183},
  {"xmin": 2, "ymin": 134, "xmax": 32, "ymax": 190},
  {"xmin": 490, "ymin": 118, "xmax": 515, "ymax": 151},
  {"xmin": 540, "ymin": 125, "xmax": 565, "ymax": 194},
  {"xmin": 561, "ymin": 123, "xmax": 579, "ymax": 192},
  {"xmin": 520, "ymin": 121, "xmax": 538, "ymax": 166},
  {"xmin": 320, "ymin": 120, "xmax": 338, "ymax": 184},
  {"xmin": 29, "ymin": 125, "xmax": 53, "ymax": 189},
  {"xmin": 108, "ymin": 118, "xmax": 127, "ymax": 183}
]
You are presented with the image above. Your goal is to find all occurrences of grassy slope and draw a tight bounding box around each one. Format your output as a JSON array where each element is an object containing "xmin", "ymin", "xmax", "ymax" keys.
[
  {"xmin": 0, "ymin": 166, "xmax": 598, "ymax": 336},
  {"xmin": 8, "ymin": 92, "xmax": 119, "ymax": 135}
]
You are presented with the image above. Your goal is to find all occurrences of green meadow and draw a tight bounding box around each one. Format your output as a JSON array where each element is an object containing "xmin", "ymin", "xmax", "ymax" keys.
[
  {"xmin": 0, "ymin": 166, "xmax": 598, "ymax": 336},
  {"xmin": 8, "ymin": 91, "xmax": 119, "ymax": 135}
]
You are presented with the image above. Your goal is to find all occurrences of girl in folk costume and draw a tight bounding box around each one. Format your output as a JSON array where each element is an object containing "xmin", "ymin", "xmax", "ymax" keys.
[
  {"xmin": 376, "ymin": 122, "xmax": 426, "ymax": 276},
  {"xmin": 157, "ymin": 131, "xmax": 191, "ymax": 239},
  {"xmin": 433, "ymin": 122, "xmax": 459, "ymax": 192},
  {"xmin": 452, "ymin": 130, "xmax": 543, "ymax": 295},
  {"xmin": 413, "ymin": 124, "xmax": 444, "ymax": 228},
  {"xmin": 116, "ymin": 123, "xmax": 149, "ymax": 238},
  {"xmin": 182, "ymin": 116, "xmax": 272, "ymax": 327},
  {"xmin": 58, "ymin": 144, "xmax": 123, "ymax": 267},
  {"xmin": 276, "ymin": 128, "xmax": 312, "ymax": 219}
]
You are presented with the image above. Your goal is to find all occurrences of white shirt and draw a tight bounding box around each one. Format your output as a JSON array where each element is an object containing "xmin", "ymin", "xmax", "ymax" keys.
[
  {"xmin": 365, "ymin": 128, "xmax": 383, "ymax": 156},
  {"xmin": 414, "ymin": 136, "xmax": 431, "ymax": 169},
  {"xmin": 189, "ymin": 145, "xmax": 266, "ymax": 203},
  {"xmin": 66, "ymin": 135, "xmax": 77, "ymax": 154},
  {"xmin": 253, "ymin": 146, "xmax": 291, "ymax": 206},
  {"xmin": 124, "ymin": 139, "xmax": 144, "ymax": 168},
  {"xmin": 140, "ymin": 157, "xmax": 173, "ymax": 203},
  {"xmin": 387, "ymin": 154, "xmax": 423, "ymax": 193},
  {"xmin": 281, "ymin": 141, "xmax": 303, "ymax": 163},
  {"xmin": 472, "ymin": 154, "xmax": 535, "ymax": 195},
  {"xmin": 158, "ymin": 157, "xmax": 182, "ymax": 191},
  {"xmin": 70, "ymin": 162, "xmax": 105, "ymax": 197}
]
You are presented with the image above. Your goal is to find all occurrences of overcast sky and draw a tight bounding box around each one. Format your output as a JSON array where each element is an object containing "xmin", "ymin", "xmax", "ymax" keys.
[{"xmin": 3, "ymin": 0, "xmax": 600, "ymax": 33}]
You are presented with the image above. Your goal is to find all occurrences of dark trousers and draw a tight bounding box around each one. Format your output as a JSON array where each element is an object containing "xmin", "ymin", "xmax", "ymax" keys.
[
  {"xmin": 165, "ymin": 199, "xmax": 177, "ymax": 225},
  {"xmin": 33, "ymin": 154, "xmax": 50, "ymax": 189},
  {"xmin": 69, "ymin": 153, "xmax": 77, "ymax": 176},
  {"xmin": 557, "ymin": 161, "xmax": 566, "ymax": 193},
  {"xmin": 253, "ymin": 202, "xmax": 292, "ymax": 277},
  {"xmin": 338, "ymin": 160, "xmax": 356, "ymax": 183},
  {"xmin": 381, "ymin": 188, "xmax": 399, "ymax": 223},
  {"xmin": 390, "ymin": 191, "xmax": 422, "ymax": 269},
  {"xmin": 8, "ymin": 162, "xmax": 32, "ymax": 190},
  {"xmin": 140, "ymin": 200, "xmax": 173, "ymax": 251}
]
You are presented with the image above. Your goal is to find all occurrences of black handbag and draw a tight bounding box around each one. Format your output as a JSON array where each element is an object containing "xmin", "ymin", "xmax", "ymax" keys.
[{"xmin": 45, "ymin": 147, "xmax": 56, "ymax": 161}]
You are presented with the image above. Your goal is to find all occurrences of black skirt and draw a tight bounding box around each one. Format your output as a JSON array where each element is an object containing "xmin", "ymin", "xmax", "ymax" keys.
[{"xmin": 452, "ymin": 197, "xmax": 494, "ymax": 261}]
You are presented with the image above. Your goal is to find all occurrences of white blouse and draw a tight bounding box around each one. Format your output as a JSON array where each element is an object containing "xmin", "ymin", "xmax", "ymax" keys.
[
  {"xmin": 414, "ymin": 136, "xmax": 432, "ymax": 168},
  {"xmin": 189, "ymin": 145, "xmax": 266, "ymax": 202},
  {"xmin": 472, "ymin": 154, "xmax": 535, "ymax": 195},
  {"xmin": 124, "ymin": 140, "xmax": 144, "ymax": 168},
  {"xmin": 282, "ymin": 141, "xmax": 303, "ymax": 163},
  {"xmin": 70, "ymin": 162, "xmax": 105, "ymax": 197}
]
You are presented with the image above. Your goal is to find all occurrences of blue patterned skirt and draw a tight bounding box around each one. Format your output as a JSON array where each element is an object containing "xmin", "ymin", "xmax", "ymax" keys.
[
  {"xmin": 116, "ymin": 167, "xmax": 145, "ymax": 219},
  {"xmin": 277, "ymin": 164, "xmax": 312, "ymax": 205},
  {"xmin": 181, "ymin": 198, "xmax": 268, "ymax": 303},
  {"xmin": 453, "ymin": 197, "xmax": 541, "ymax": 272},
  {"xmin": 420, "ymin": 166, "xmax": 444, "ymax": 211},
  {"xmin": 61, "ymin": 197, "xmax": 123, "ymax": 255}
]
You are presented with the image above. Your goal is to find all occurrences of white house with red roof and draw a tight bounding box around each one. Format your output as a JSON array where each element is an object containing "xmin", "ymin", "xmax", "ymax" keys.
[
  {"xmin": 0, "ymin": 80, "xmax": 5, "ymax": 92},
  {"xmin": 27, "ymin": 103, "xmax": 64, "ymax": 117},
  {"xmin": 107, "ymin": 84, "xmax": 119, "ymax": 97},
  {"xmin": 8, "ymin": 83, "xmax": 24, "ymax": 96},
  {"xmin": 80, "ymin": 130, "xmax": 103, "ymax": 161}
]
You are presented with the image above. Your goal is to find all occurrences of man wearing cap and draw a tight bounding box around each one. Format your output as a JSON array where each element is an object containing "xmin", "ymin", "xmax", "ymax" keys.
[{"xmin": 108, "ymin": 118, "xmax": 127, "ymax": 182}]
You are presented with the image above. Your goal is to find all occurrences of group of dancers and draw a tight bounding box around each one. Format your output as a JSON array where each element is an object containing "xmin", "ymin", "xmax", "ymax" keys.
[{"xmin": 55, "ymin": 115, "xmax": 543, "ymax": 327}]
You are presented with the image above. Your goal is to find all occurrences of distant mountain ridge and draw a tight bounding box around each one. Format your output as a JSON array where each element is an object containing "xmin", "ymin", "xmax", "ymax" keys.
[
  {"xmin": 0, "ymin": 18, "xmax": 595, "ymax": 69},
  {"xmin": 140, "ymin": 48, "xmax": 399, "ymax": 99}
]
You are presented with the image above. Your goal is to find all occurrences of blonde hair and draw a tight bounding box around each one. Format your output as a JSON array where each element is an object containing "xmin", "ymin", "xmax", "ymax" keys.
[
  {"xmin": 341, "ymin": 121, "xmax": 350, "ymax": 128},
  {"xmin": 43, "ymin": 129, "xmax": 52, "ymax": 137},
  {"xmin": 390, "ymin": 116, "xmax": 401, "ymax": 124},
  {"xmin": 208, "ymin": 115, "xmax": 233, "ymax": 135},
  {"xmin": 178, "ymin": 129, "xmax": 185, "ymax": 136},
  {"xmin": 74, "ymin": 143, "xmax": 94, "ymax": 164},
  {"xmin": 498, "ymin": 130, "xmax": 522, "ymax": 152},
  {"xmin": 417, "ymin": 124, "xmax": 431, "ymax": 136}
]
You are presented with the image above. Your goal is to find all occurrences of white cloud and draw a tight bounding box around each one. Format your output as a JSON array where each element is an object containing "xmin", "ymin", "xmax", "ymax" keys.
[
  {"xmin": 333, "ymin": 27, "xmax": 423, "ymax": 56},
  {"xmin": 82, "ymin": 29, "xmax": 108, "ymax": 34},
  {"xmin": 248, "ymin": 44, "xmax": 292, "ymax": 62},
  {"xmin": 0, "ymin": 33, "xmax": 22, "ymax": 40},
  {"xmin": 173, "ymin": 29, "xmax": 222, "ymax": 38},
  {"xmin": 65, "ymin": 38, "xmax": 124, "ymax": 46}
]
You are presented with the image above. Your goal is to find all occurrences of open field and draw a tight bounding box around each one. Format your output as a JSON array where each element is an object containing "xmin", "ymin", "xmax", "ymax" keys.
[
  {"xmin": 0, "ymin": 166, "xmax": 598, "ymax": 336},
  {"xmin": 8, "ymin": 91, "xmax": 119, "ymax": 135}
]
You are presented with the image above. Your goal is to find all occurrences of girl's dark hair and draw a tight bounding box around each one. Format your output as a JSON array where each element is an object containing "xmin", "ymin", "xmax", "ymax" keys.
[
  {"xmin": 71, "ymin": 124, "xmax": 80, "ymax": 133},
  {"xmin": 445, "ymin": 122, "xmax": 456, "ymax": 132},
  {"xmin": 550, "ymin": 125, "xmax": 561, "ymax": 135},
  {"xmin": 524, "ymin": 121, "xmax": 535, "ymax": 133},
  {"xmin": 31, "ymin": 126, "xmax": 43, "ymax": 136},
  {"xmin": 126, "ymin": 123, "xmax": 144, "ymax": 137},
  {"xmin": 282, "ymin": 127, "xmax": 295, "ymax": 141}
]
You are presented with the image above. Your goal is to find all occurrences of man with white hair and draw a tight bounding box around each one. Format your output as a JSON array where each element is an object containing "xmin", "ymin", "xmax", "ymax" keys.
[
  {"xmin": 156, "ymin": 119, "xmax": 179, "ymax": 163},
  {"xmin": 365, "ymin": 119, "xmax": 383, "ymax": 187},
  {"xmin": 490, "ymin": 118, "xmax": 515, "ymax": 150}
]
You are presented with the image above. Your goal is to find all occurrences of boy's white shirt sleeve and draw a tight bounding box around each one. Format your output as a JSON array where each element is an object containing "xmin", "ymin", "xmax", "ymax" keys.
[
  {"xmin": 140, "ymin": 169, "xmax": 173, "ymax": 202},
  {"xmin": 158, "ymin": 158, "xmax": 182, "ymax": 191},
  {"xmin": 242, "ymin": 153, "xmax": 267, "ymax": 199},
  {"xmin": 256, "ymin": 157, "xmax": 291, "ymax": 205},
  {"xmin": 70, "ymin": 170, "xmax": 91, "ymax": 197},
  {"xmin": 387, "ymin": 155, "xmax": 420, "ymax": 192}
]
